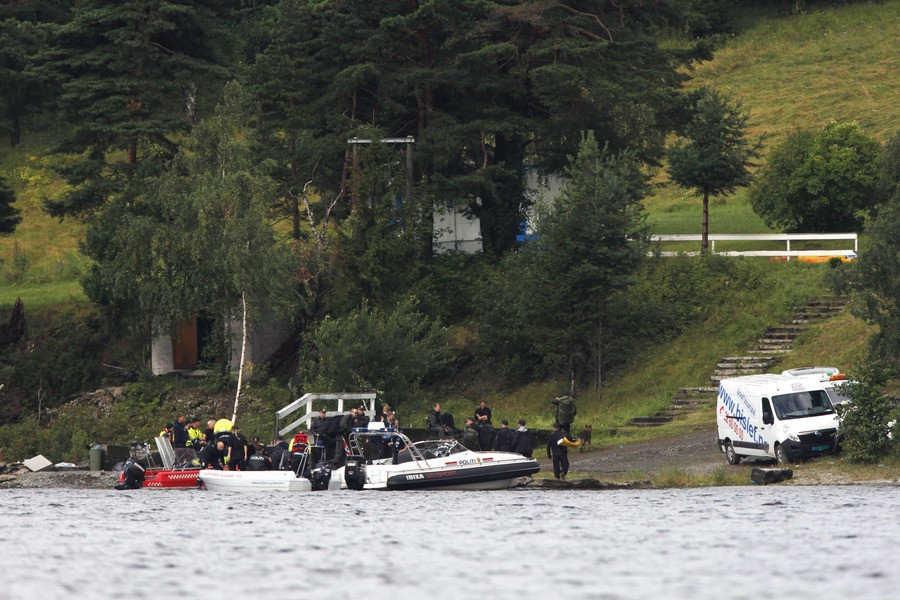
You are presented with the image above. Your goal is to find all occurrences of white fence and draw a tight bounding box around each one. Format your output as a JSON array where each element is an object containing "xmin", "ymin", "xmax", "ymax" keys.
[
  {"xmin": 274, "ymin": 392, "xmax": 378, "ymax": 437},
  {"xmin": 650, "ymin": 233, "xmax": 858, "ymax": 260}
]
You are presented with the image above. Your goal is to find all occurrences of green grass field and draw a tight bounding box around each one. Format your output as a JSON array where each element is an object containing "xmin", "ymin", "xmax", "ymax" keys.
[{"xmin": 646, "ymin": 0, "xmax": 900, "ymax": 236}]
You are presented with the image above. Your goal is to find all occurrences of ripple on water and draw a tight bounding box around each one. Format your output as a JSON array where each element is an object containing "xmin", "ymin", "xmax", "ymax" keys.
[{"xmin": 0, "ymin": 485, "xmax": 897, "ymax": 599}]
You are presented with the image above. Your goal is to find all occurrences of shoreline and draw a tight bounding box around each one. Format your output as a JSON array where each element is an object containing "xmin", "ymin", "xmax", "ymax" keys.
[
  {"xmin": 1, "ymin": 465, "xmax": 896, "ymax": 491},
  {"xmin": 2, "ymin": 429, "xmax": 896, "ymax": 491}
]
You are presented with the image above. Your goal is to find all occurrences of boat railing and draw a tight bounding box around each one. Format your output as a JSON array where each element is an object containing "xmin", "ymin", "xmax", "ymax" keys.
[
  {"xmin": 153, "ymin": 436, "xmax": 198, "ymax": 470},
  {"xmin": 275, "ymin": 391, "xmax": 378, "ymax": 437}
]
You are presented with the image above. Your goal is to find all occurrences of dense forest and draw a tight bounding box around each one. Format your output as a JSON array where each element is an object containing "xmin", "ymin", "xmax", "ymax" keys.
[{"xmin": 0, "ymin": 0, "xmax": 897, "ymax": 462}]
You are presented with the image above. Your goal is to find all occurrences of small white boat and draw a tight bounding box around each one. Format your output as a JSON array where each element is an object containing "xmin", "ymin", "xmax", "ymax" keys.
[
  {"xmin": 198, "ymin": 434, "xmax": 340, "ymax": 492},
  {"xmin": 199, "ymin": 468, "xmax": 341, "ymax": 492},
  {"xmin": 332, "ymin": 426, "xmax": 540, "ymax": 491}
]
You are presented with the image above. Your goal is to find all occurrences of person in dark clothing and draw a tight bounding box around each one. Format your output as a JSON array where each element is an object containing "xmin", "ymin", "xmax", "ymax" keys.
[
  {"xmin": 339, "ymin": 408, "xmax": 357, "ymax": 438},
  {"xmin": 512, "ymin": 419, "xmax": 534, "ymax": 457},
  {"xmin": 115, "ymin": 457, "xmax": 146, "ymax": 490},
  {"xmin": 172, "ymin": 414, "xmax": 188, "ymax": 448},
  {"xmin": 202, "ymin": 419, "xmax": 216, "ymax": 445},
  {"xmin": 547, "ymin": 422, "xmax": 577, "ymax": 479},
  {"xmin": 461, "ymin": 417, "xmax": 481, "ymax": 451},
  {"xmin": 269, "ymin": 435, "xmax": 289, "ymax": 470},
  {"xmin": 311, "ymin": 410, "xmax": 337, "ymax": 460},
  {"xmin": 440, "ymin": 412, "xmax": 456, "ymax": 432},
  {"xmin": 474, "ymin": 401, "xmax": 492, "ymax": 426},
  {"xmin": 246, "ymin": 450, "xmax": 269, "ymax": 471},
  {"xmin": 227, "ymin": 426, "xmax": 249, "ymax": 471},
  {"xmin": 199, "ymin": 441, "xmax": 226, "ymax": 470},
  {"xmin": 352, "ymin": 408, "xmax": 369, "ymax": 429},
  {"xmin": 492, "ymin": 419, "xmax": 514, "ymax": 452},
  {"xmin": 311, "ymin": 409, "xmax": 328, "ymax": 440},
  {"xmin": 474, "ymin": 401, "xmax": 494, "ymax": 450},
  {"xmin": 427, "ymin": 403, "xmax": 452, "ymax": 438}
]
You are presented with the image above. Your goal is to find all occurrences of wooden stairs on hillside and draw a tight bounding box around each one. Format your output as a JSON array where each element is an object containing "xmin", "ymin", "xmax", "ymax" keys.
[{"xmin": 621, "ymin": 297, "xmax": 847, "ymax": 431}]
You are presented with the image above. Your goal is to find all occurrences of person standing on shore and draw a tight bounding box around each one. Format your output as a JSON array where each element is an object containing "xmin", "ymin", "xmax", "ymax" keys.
[
  {"xmin": 492, "ymin": 419, "xmax": 513, "ymax": 452},
  {"xmin": 547, "ymin": 422, "xmax": 577, "ymax": 480},
  {"xmin": 512, "ymin": 419, "xmax": 534, "ymax": 457}
]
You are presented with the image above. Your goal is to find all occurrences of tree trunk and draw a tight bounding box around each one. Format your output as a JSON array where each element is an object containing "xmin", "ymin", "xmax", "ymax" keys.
[
  {"xmin": 9, "ymin": 114, "xmax": 20, "ymax": 147},
  {"xmin": 701, "ymin": 191, "xmax": 710, "ymax": 254},
  {"xmin": 470, "ymin": 133, "xmax": 527, "ymax": 257},
  {"xmin": 231, "ymin": 293, "xmax": 248, "ymax": 424},
  {"xmin": 569, "ymin": 357, "xmax": 576, "ymax": 397},
  {"xmin": 290, "ymin": 158, "xmax": 300, "ymax": 240},
  {"xmin": 596, "ymin": 320, "xmax": 603, "ymax": 390}
]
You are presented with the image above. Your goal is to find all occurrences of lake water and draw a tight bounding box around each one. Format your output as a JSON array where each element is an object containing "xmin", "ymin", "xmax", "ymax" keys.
[{"xmin": 1, "ymin": 485, "xmax": 897, "ymax": 600}]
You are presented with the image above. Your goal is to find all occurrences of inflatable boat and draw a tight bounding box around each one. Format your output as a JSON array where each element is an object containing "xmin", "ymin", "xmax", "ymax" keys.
[
  {"xmin": 115, "ymin": 437, "xmax": 200, "ymax": 489},
  {"xmin": 332, "ymin": 426, "xmax": 540, "ymax": 491},
  {"xmin": 198, "ymin": 433, "xmax": 340, "ymax": 492}
]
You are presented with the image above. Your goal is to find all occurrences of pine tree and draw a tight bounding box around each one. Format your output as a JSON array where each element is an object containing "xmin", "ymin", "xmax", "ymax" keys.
[
  {"xmin": 0, "ymin": 175, "xmax": 22, "ymax": 234},
  {"xmin": 531, "ymin": 131, "xmax": 650, "ymax": 392},
  {"xmin": 0, "ymin": 18, "xmax": 50, "ymax": 147},
  {"xmin": 38, "ymin": 0, "xmax": 231, "ymax": 217},
  {"xmin": 668, "ymin": 87, "xmax": 760, "ymax": 252}
]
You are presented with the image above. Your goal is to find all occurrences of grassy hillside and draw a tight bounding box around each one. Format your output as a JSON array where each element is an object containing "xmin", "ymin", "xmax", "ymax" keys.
[
  {"xmin": 647, "ymin": 0, "xmax": 899, "ymax": 234},
  {"xmin": 0, "ymin": 127, "xmax": 86, "ymax": 292}
]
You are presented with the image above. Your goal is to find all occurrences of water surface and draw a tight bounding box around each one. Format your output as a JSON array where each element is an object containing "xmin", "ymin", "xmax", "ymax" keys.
[{"xmin": 1, "ymin": 485, "xmax": 896, "ymax": 599}]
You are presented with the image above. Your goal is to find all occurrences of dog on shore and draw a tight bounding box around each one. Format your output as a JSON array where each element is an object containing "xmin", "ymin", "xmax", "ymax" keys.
[{"xmin": 577, "ymin": 425, "xmax": 592, "ymax": 452}]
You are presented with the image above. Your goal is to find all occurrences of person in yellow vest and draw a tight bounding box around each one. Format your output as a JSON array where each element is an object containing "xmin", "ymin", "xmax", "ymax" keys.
[
  {"xmin": 214, "ymin": 417, "xmax": 233, "ymax": 436},
  {"xmin": 187, "ymin": 417, "xmax": 204, "ymax": 448}
]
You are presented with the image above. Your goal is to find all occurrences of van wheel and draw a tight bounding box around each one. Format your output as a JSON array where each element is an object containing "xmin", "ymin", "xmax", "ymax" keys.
[
  {"xmin": 775, "ymin": 443, "xmax": 791, "ymax": 465},
  {"xmin": 725, "ymin": 441, "xmax": 741, "ymax": 465}
]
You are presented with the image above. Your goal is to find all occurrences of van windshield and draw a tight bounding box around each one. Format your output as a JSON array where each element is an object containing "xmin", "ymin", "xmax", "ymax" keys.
[{"xmin": 772, "ymin": 390, "xmax": 834, "ymax": 420}]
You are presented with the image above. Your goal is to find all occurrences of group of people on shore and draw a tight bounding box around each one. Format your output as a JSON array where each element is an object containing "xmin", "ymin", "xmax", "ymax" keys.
[
  {"xmin": 426, "ymin": 401, "xmax": 536, "ymax": 458},
  {"xmin": 155, "ymin": 394, "xmax": 580, "ymax": 479}
]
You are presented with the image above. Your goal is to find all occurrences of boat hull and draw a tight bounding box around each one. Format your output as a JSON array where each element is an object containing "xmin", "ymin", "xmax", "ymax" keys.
[
  {"xmin": 143, "ymin": 468, "xmax": 200, "ymax": 488},
  {"xmin": 385, "ymin": 459, "xmax": 540, "ymax": 491},
  {"xmin": 198, "ymin": 469, "xmax": 341, "ymax": 492}
]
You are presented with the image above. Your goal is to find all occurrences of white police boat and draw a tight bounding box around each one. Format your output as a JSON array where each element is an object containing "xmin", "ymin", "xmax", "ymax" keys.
[{"xmin": 332, "ymin": 424, "xmax": 540, "ymax": 491}]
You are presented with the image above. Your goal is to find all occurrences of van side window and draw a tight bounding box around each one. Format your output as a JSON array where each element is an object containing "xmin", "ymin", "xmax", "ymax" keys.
[{"xmin": 762, "ymin": 398, "xmax": 774, "ymax": 425}]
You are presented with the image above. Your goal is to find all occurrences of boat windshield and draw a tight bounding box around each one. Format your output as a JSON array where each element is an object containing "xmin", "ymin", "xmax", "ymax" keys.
[
  {"xmin": 412, "ymin": 439, "xmax": 468, "ymax": 459},
  {"xmin": 772, "ymin": 390, "xmax": 834, "ymax": 420}
]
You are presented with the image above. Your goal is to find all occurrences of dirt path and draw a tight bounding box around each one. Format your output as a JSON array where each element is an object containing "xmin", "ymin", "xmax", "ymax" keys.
[{"xmin": 537, "ymin": 427, "xmax": 725, "ymax": 478}]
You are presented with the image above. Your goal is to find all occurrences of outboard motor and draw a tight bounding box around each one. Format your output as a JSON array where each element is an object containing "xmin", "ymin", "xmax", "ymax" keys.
[
  {"xmin": 114, "ymin": 457, "xmax": 145, "ymax": 490},
  {"xmin": 344, "ymin": 455, "xmax": 367, "ymax": 491},
  {"xmin": 310, "ymin": 462, "xmax": 332, "ymax": 491}
]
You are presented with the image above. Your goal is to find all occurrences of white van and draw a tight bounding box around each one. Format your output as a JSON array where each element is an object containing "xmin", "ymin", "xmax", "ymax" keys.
[{"xmin": 716, "ymin": 374, "xmax": 840, "ymax": 464}]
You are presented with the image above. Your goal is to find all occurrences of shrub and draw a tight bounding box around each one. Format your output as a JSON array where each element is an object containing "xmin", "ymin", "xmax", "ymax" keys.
[
  {"xmin": 839, "ymin": 366, "xmax": 899, "ymax": 463},
  {"xmin": 301, "ymin": 299, "xmax": 450, "ymax": 412}
]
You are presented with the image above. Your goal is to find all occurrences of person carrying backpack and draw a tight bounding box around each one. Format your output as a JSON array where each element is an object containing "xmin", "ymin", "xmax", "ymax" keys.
[{"xmin": 551, "ymin": 395, "xmax": 577, "ymax": 434}]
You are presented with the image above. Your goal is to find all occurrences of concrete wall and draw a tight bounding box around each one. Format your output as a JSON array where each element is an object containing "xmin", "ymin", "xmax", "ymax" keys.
[
  {"xmin": 150, "ymin": 329, "xmax": 175, "ymax": 376},
  {"xmin": 152, "ymin": 316, "xmax": 291, "ymax": 376}
]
